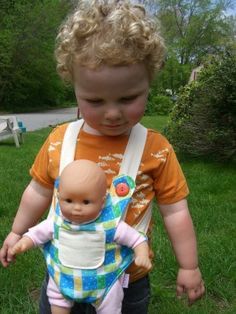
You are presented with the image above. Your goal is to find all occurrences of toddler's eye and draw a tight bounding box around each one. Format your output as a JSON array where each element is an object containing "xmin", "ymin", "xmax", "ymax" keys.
[
  {"xmin": 121, "ymin": 95, "xmax": 137, "ymax": 103},
  {"xmin": 65, "ymin": 198, "xmax": 72, "ymax": 203},
  {"xmin": 83, "ymin": 200, "xmax": 90, "ymax": 205},
  {"xmin": 86, "ymin": 99, "xmax": 103, "ymax": 105}
]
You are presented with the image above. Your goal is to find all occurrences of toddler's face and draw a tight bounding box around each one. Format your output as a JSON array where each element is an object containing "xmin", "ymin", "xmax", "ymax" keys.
[
  {"xmin": 74, "ymin": 63, "xmax": 149, "ymax": 136},
  {"xmin": 59, "ymin": 184, "xmax": 105, "ymax": 224}
]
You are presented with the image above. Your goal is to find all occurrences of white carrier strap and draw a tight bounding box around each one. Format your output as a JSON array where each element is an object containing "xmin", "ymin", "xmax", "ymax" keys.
[
  {"xmin": 59, "ymin": 119, "xmax": 152, "ymax": 234},
  {"xmin": 59, "ymin": 119, "xmax": 84, "ymax": 175},
  {"xmin": 118, "ymin": 123, "xmax": 147, "ymax": 179}
]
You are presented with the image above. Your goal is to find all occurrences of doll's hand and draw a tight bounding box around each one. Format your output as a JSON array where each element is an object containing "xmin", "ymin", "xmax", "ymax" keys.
[
  {"xmin": 0, "ymin": 231, "xmax": 22, "ymax": 267},
  {"xmin": 9, "ymin": 236, "xmax": 34, "ymax": 256},
  {"xmin": 134, "ymin": 255, "xmax": 152, "ymax": 271},
  {"xmin": 176, "ymin": 267, "xmax": 205, "ymax": 305}
]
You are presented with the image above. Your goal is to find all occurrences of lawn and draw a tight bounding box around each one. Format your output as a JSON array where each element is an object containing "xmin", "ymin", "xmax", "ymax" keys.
[{"xmin": 0, "ymin": 116, "xmax": 235, "ymax": 313}]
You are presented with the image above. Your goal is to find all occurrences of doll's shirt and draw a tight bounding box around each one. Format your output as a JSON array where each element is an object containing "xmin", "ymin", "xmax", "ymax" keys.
[
  {"xmin": 30, "ymin": 123, "xmax": 189, "ymax": 281},
  {"xmin": 24, "ymin": 219, "xmax": 145, "ymax": 252}
]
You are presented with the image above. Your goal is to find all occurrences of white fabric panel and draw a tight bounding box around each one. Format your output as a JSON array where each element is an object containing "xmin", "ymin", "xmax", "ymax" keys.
[{"xmin": 58, "ymin": 229, "xmax": 106, "ymax": 269}]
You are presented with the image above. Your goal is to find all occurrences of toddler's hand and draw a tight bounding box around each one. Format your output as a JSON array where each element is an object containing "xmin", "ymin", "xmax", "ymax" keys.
[
  {"xmin": 176, "ymin": 267, "xmax": 205, "ymax": 305},
  {"xmin": 0, "ymin": 231, "xmax": 22, "ymax": 267},
  {"xmin": 134, "ymin": 255, "xmax": 152, "ymax": 271}
]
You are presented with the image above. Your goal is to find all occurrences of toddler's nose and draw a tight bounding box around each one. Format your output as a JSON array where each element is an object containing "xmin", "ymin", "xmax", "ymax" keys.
[{"xmin": 105, "ymin": 105, "xmax": 122, "ymax": 121}]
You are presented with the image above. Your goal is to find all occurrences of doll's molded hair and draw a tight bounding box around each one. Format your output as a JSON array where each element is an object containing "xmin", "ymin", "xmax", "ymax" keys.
[
  {"xmin": 55, "ymin": 0, "xmax": 166, "ymax": 82},
  {"xmin": 59, "ymin": 160, "xmax": 107, "ymax": 198}
]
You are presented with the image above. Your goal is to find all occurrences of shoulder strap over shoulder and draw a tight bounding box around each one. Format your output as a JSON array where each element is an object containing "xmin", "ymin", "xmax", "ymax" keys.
[
  {"xmin": 119, "ymin": 123, "xmax": 147, "ymax": 180},
  {"xmin": 59, "ymin": 119, "xmax": 84, "ymax": 175}
]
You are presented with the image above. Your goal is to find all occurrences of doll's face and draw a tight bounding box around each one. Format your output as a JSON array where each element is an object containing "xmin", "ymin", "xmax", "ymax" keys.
[
  {"xmin": 58, "ymin": 160, "xmax": 107, "ymax": 224},
  {"xmin": 59, "ymin": 184, "xmax": 105, "ymax": 224}
]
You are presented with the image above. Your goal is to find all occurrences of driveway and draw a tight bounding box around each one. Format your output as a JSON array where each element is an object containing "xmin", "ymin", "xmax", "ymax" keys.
[{"xmin": 10, "ymin": 107, "xmax": 78, "ymax": 131}]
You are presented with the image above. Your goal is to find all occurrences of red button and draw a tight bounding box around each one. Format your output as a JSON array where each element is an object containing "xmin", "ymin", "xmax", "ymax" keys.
[{"xmin": 116, "ymin": 182, "xmax": 130, "ymax": 196}]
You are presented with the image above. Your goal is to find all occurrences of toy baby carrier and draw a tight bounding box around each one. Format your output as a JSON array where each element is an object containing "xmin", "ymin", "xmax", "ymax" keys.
[{"xmin": 44, "ymin": 119, "xmax": 152, "ymax": 305}]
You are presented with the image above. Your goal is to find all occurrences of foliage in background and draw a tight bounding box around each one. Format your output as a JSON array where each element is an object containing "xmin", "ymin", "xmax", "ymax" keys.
[
  {"xmin": 0, "ymin": 0, "xmax": 74, "ymax": 112},
  {"xmin": 156, "ymin": 0, "xmax": 236, "ymax": 65},
  {"xmin": 154, "ymin": 55, "xmax": 191, "ymax": 93},
  {"xmin": 165, "ymin": 50, "xmax": 236, "ymax": 161},
  {"xmin": 146, "ymin": 55, "xmax": 191, "ymax": 116},
  {"xmin": 146, "ymin": 93, "xmax": 174, "ymax": 116}
]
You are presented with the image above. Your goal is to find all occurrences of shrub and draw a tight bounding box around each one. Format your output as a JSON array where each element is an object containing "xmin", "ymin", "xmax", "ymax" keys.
[
  {"xmin": 165, "ymin": 51, "xmax": 236, "ymax": 161},
  {"xmin": 146, "ymin": 93, "xmax": 174, "ymax": 116}
]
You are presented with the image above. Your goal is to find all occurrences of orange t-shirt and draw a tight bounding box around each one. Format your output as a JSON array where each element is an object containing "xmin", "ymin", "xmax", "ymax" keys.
[{"xmin": 30, "ymin": 123, "xmax": 189, "ymax": 281}]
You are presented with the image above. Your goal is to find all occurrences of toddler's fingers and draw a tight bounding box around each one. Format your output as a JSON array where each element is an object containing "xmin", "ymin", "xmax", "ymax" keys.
[
  {"xmin": 6, "ymin": 251, "xmax": 14, "ymax": 263},
  {"xmin": 176, "ymin": 285, "xmax": 184, "ymax": 298},
  {"xmin": 188, "ymin": 282, "xmax": 205, "ymax": 305},
  {"xmin": 0, "ymin": 245, "xmax": 9, "ymax": 267}
]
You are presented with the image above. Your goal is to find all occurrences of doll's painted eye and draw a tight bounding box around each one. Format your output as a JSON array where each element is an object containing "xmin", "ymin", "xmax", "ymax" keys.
[
  {"xmin": 83, "ymin": 199, "xmax": 90, "ymax": 205},
  {"xmin": 66, "ymin": 198, "xmax": 72, "ymax": 203}
]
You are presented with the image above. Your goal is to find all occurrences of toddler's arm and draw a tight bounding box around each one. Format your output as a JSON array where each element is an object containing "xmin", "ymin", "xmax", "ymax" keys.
[
  {"xmin": 159, "ymin": 199, "xmax": 205, "ymax": 305},
  {"xmin": 115, "ymin": 221, "xmax": 152, "ymax": 271},
  {"xmin": 0, "ymin": 179, "xmax": 53, "ymax": 267}
]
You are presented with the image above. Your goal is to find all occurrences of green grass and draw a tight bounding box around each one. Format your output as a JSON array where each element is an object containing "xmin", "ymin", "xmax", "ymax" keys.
[{"xmin": 0, "ymin": 117, "xmax": 236, "ymax": 313}]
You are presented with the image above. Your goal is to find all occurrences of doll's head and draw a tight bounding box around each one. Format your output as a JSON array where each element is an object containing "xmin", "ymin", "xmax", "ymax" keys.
[
  {"xmin": 58, "ymin": 160, "xmax": 107, "ymax": 224},
  {"xmin": 55, "ymin": 0, "xmax": 165, "ymax": 83}
]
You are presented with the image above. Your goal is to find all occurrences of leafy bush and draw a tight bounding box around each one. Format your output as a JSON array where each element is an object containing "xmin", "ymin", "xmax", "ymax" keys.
[
  {"xmin": 165, "ymin": 51, "xmax": 236, "ymax": 161},
  {"xmin": 146, "ymin": 93, "xmax": 174, "ymax": 116}
]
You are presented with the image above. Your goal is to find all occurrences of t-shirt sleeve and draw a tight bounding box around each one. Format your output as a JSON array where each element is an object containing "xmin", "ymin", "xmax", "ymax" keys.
[
  {"xmin": 30, "ymin": 124, "xmax": 67, "ymax": 189},
  {"xmin": 30, "ymin": 135, "xmax": 54, "ymax": 188},
  {"xmin": 151, "ymin": 136, "xmax": 189, "ymax": 204}
]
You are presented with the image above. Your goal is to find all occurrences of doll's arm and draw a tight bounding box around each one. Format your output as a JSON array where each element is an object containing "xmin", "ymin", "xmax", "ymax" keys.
[
  {"xmin": 8, "ymin": 217, "xmax": 53, "ymax": 258},
  {"xmin": 159, "ymin": 198, "xmax": 205, "ymax": 304},
  {"xmin": 10, "ymin": 236, "xmax": 34, "ymax": 255},
  {"xmin": 115, "ymin": 221, "xmax": 152, "ymax": 271},
  {"xmin": 0, "ymin": 179, "xmax": 53, "ymax": 267},
  {"xmin": 133, "ymin": 241, "xmax": 152, "ymax": 271}
]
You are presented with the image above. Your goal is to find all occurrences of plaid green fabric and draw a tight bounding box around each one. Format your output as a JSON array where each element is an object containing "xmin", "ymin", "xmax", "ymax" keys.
[{"xmin": 44, "ymin": 174, "xmax": 135, "ymax": 305}]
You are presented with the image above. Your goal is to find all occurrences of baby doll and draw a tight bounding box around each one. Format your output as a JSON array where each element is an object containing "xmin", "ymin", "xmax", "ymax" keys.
[{"xmin": 10, "ymin": 160, "xmax": 151, "ymax": 314}]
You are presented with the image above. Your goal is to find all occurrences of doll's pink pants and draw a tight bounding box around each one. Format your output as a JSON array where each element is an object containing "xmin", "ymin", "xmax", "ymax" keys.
[{"xmin": 47, "ymin": 274, "xmax": 125, "ymax": 314}]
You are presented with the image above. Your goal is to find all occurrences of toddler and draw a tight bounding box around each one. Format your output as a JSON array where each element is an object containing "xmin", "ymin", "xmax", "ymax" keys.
[{"xmin": 0, "ymin": 1, "xmax": 205, "ymax": 313}]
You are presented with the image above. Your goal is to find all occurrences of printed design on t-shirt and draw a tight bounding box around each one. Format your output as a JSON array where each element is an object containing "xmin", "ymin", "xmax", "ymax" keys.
[
  {"xmin": 151, "ymin": 148, "xmax": 169, "ymax": 163},
  {"xmin": 48, "ymin": 141, "xmax": 63, "ymax": 164},
  {"xmin": 48, "ymin": 141, "xmax": 62, "ymax": 152},
  {"xmin": 98, "ymin": 153, "xmax": 123, "ymax": 175},
  {"xmin": 129, "ymin": 172, "xmax": 152, "ymax": 218}
]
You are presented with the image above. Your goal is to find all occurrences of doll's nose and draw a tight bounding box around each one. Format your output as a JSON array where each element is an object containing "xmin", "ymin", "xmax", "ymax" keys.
[{"xmin": 74, "ymin": 203, "xmax": 82, "ymax": 212}]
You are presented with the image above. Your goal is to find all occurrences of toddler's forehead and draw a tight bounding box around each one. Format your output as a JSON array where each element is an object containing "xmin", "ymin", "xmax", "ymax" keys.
[{"xmin": 72, "ymin": 63, "xmax": 149, "ymax": 87}]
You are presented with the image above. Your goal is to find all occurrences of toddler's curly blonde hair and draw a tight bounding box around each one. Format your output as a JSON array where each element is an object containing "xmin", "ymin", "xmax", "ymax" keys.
[{"xmin": 55, "ymin": 0, "xmax": 165, "ymax": 82}]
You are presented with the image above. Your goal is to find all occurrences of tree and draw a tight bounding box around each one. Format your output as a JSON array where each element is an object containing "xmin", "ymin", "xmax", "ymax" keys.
[
  {"xmin": 156, "ymin": 0, "xmax": 235, "ymax": 65},
  {"xmin": 152, "ymin": 54, "xmax": 191, "ymax": 93},
  {"xmin": 0, "ymin": 0, "xmax": 73, "ymax": 112}
]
